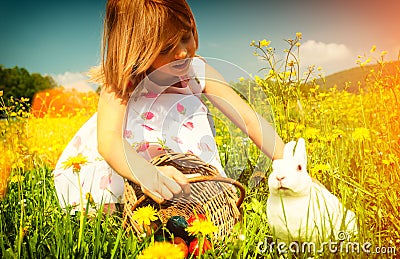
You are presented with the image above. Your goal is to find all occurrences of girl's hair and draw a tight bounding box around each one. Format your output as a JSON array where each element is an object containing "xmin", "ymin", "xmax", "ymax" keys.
[{"xmin": 90, "ymin": 0, "xmax": 199, "ymax": 98}]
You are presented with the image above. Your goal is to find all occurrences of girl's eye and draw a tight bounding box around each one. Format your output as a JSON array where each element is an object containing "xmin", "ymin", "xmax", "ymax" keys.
[
  {"xmin": 181, "ymin": 33, "xmax": 192, "ymax": 43},
  {"xmin": 160, "ymin": 45, "xmax": 173, "ymax": 55}
]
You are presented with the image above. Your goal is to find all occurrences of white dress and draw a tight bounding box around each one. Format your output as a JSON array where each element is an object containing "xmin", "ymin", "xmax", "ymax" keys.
[{"xmin": 52, "ymin": 58, "xmax": 224, "ymax": 212}]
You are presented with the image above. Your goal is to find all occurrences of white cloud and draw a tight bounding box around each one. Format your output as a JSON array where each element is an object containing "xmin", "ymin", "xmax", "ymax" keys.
[
  {"xmin": 299, "ymin": 40, "xmax": 356, "ymax": 74},
  {"xmin": 52, "ymin": 72, "xmax": 96, "ymax": 92}
]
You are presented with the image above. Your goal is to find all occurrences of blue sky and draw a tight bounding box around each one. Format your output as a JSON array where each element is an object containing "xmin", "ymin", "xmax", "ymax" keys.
[{"xmin": 1, "ymin": 0, "xmax": 399, "ymax": 91}]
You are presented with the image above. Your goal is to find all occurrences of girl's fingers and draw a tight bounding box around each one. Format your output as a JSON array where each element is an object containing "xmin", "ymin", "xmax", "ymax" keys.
[
  {"xmin": 141, "ymin": 166, "xmax": 192, "ymax": 203},
  {"xmin": 161, "ymin": 173, "xmax": 183, "ymax": 197},
  {"xmin": 169, "ymin": 171, "xmax": 190, "ymax": 196},
  {"xmin": 157, "ymin": 166, "xmax": 190, "ymax": 196}
]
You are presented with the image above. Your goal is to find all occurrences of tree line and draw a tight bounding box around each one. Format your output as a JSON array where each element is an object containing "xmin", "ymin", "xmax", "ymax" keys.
[{"xmin": 0, "ymin": 65, "xmax": 57, "ymax": 103}]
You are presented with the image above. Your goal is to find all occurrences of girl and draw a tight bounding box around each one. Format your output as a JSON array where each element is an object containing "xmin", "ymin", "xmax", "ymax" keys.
[{"xmin": 53, "ymin": 0, "xmax": 285, "ymax": 213}]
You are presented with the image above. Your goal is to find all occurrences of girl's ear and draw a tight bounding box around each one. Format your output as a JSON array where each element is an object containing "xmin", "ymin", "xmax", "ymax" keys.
[
  {"xmin": 283, "ymin": 141, "xmax": 296, "ymax": 159},
  {"xmin": 294, "ymin": 138, "xmax": 307, "ymax": 168}
]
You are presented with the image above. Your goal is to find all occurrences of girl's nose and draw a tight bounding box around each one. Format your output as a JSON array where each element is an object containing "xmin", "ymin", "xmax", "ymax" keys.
[{"xmin": 175, "ymin": 47, "xmax": 188, "ymax": 59}]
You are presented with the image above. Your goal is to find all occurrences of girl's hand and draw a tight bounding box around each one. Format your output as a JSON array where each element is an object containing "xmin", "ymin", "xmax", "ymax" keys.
[{"xmin": 139, "ymin": 165, "xmax": 190, "ymax": 204}]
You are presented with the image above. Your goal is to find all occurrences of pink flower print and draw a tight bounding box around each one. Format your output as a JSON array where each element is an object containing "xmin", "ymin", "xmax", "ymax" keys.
[
  {"xmin": 176, "ymin": 103, "xmax": 186, "ymax": 115},
  {"xmin": 198, "ymin": 142, "xmax": 212, "ymax": 152},
  {"xmin": 171, "ymin": 136, "xmax": 183, "ymax": 144},
  {"xmin": 136, "ymin": 141, "xmax": 150, "ymax": 152},
  {"xmin": 141, "ymin": 111, "xmax": 155, "ymax": 120},
  {"xmin": 145, "ymin": 92, "xmax": 158, "ymax": 98},
  {"xmin": 183, "ymin": 121, "xmax": 194, "ymax": 130},
  {"xmin": 124, "ymin": 130, "xmax": 133, "ymax": 138},
  {"xmin": 100, "ymin": 174, "xmax": 112, "ymax": 190},
  {"xmin": 141, "ymin": 124, "xmax": 154, "ymax": 131}
]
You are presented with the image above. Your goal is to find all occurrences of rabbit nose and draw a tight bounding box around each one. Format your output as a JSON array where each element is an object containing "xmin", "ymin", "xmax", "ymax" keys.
[{"xmin": 276, "ymin": 176, "xmax": 285, "ymax": 182}]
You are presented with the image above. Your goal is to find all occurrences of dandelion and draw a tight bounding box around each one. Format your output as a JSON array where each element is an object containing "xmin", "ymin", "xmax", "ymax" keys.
[
  {"xmin": 310, "ymin": 164, "xmax": 330, "ymax": 176},
  {"xmin": 138, "ymin": 242, "xmax": 185, "ymax": 259},
  {"xmin": 352, "ymin": 127, "xmax": 371, "ymax": 141},
  {"xmin": 62, "ymin": 153, "xmax": 88, "ymax": 172},
  {"xmin": 186, "ymin": 217, "xmax": 218, "ymax": 236},
  {"xmin": 304, "ymin": 127, "xmax": 320, "ymax": 140},
  {"xmin": 259, "ymin": 39, "xmax": 271, "ymax": 47},
  {"xmin": 132, "ymin": 205, "xmax": 158, "ymax": 226}
]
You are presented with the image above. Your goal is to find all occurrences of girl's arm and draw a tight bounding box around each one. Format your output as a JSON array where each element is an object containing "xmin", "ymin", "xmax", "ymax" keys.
[
  {"xmin": 97, "ymin": 87, "xmax": 189, "ymax": 203},
  {"xmin": 203, "ymin": 64, "xmax": 284, "ymax": 160}
]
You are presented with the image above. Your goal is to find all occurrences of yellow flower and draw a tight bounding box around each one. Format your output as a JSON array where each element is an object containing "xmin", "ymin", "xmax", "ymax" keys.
[
  {"xmin": 0, "ymin": 90, "xmax": 3, "ymax": 97},
  {"xmin": 360, "ymin": 58, "xmax": 371, "ymax": 67},
  {"xmin": 62, "ymin": 153, "xmax": 88, "ymax": 172},
  {"xmin": 310, "ymin": 164, "xmax": 330, "ymax": 176},
  {"xmin": 138, "ymin": 242, "xmax": 185, "ymax": 259},
  {"xmin": 186, "ymin": 217, "xmax": 218, "ymax": 236},
  {"xmin": 132, "ymin": 205, "xmax": 158, "ymax": 226},
  {"xmin": 10, "ymin": 175, "xmax": 25, "ymax": 183},
  {"xmin": 304, "ymin": 127, "xmax": 320, "ymax": 139},
  {"xmin": 259, "ymin": 39, "xmax": 271, "ymax": 47},
  {"xmin": 352, "ymin": 127, "xmax": 371, "ymax": 141},
  {"xmin": 296, "ymin": 32, "xmax": 303, "ymax": 39},
  {"xmin": 370, "ymin": 45, "xmax": 376, "ymax": 53}
]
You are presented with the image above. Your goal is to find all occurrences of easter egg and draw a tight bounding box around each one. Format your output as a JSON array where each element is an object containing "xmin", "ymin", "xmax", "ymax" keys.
[
  {"xmin": 166, "ymin": 215, "xmax": 189, "ymax": 240},
  {"xmin": 188, "ymin": 237, "xmax": 212, "ymax": 256}
]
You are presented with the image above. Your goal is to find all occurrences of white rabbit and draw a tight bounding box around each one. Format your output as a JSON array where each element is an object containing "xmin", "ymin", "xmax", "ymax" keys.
[{"xmin": 267, "ymin": 138, "xmax": 357, "ymax": 244}]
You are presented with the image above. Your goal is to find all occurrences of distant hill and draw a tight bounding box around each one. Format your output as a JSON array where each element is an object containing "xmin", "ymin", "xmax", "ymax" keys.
[{"xmin": 320, "ymin": 60, "xmax": 400, "ymax": 92}]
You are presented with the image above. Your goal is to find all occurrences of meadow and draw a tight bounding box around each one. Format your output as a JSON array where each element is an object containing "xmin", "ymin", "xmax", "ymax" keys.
[{"xmin": 0, "ymin": 35, "xmax": 399, "ymax": 258}]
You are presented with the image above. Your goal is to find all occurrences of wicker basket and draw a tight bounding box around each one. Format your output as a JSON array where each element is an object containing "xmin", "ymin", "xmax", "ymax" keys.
[{"xmin": 122, "ymin": 152, "xmax": 245, "ymax": 239}]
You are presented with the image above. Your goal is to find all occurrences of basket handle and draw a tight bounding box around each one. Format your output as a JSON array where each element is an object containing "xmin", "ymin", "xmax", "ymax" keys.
[{"xmin": 132, "ymin": 176, "xmax": 245, "ymax": 211}]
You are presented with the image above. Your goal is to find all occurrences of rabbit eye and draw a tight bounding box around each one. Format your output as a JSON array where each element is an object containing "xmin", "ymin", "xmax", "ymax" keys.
[{"xmin": 297, "ymin": 164, "xmax": 302, "ymax": 171}]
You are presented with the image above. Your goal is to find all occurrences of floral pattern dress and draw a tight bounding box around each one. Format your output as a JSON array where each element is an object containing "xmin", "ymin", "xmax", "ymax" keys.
[{"xmin": 53, "ymin": 58, "xmax": 224, "ymax": 212}]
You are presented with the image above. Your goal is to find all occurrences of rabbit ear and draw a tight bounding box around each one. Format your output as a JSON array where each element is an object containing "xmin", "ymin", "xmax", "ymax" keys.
[
  {"xmin": 283, "ymin": 141, "xmax": 297, "ymax": 159},
  {"xmin": 294, "ymin": 138, "xmax": 307, "ymax": 167}
]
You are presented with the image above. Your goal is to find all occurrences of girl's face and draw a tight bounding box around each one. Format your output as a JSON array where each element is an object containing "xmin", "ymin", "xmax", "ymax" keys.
[{"xmin": 149, "ymin": 31, "xmax": 196, "ymax": 77}]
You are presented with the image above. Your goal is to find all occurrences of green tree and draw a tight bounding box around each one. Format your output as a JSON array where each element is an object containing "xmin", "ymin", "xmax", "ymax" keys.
[{"xmin": 0, "ymin": 65, "xmax": 57, "ymax": 103}]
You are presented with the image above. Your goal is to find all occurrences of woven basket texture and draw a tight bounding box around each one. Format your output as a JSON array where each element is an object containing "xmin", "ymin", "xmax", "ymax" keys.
[{"xmin": 123, "ymin": 152, "xmax": 245, "ymax": 239}]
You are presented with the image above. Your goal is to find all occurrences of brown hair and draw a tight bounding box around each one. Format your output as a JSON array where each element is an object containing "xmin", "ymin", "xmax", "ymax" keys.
[{"xmin": 90, "ymin": 0, "xmax": 199, "ymax": 98}]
